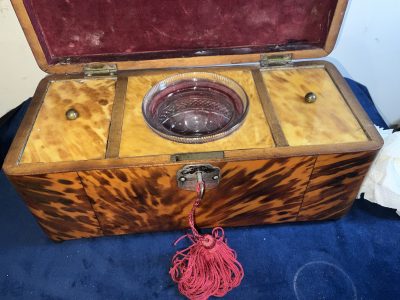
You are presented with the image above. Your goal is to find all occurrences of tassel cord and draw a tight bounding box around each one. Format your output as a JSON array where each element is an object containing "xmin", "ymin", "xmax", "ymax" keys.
[{"xmin": 170, "ymin": 179, "xmax": 244, "ymax": 299}]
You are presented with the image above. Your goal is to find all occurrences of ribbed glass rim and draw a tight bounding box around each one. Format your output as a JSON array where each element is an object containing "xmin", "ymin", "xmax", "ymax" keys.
[{"xmin": 142, "ymin": 72, "xmax": 249, "ymax": 144}]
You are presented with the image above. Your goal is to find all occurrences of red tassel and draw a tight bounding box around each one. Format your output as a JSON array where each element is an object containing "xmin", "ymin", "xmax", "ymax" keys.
[{"xmin": 170, "ymin": 181, "xmax": 244, "ymax": 300}]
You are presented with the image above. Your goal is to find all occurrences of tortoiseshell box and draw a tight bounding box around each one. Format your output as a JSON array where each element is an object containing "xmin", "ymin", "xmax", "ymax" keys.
[{"xmin": 4, "ymin": 0, "xmax": 382, "ymax": 241}]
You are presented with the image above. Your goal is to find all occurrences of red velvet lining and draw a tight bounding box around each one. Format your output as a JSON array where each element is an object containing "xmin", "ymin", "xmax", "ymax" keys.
[{"xmin": 23, "ymin": 0, "xmax": 339, "ymax": 65}]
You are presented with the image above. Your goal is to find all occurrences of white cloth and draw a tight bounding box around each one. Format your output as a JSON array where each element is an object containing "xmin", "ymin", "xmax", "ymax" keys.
[{"xmin": 358, "ymin": 127, "xmax": 400, "ymax": 216}]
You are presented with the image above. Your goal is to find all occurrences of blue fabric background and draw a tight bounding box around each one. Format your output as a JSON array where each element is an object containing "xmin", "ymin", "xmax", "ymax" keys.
[{"xmin": 0, "ymin": 79, "xmax": 398, "ymax": 299}]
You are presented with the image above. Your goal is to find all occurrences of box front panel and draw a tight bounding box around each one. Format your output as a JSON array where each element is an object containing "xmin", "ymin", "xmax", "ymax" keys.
[
  {"xmin": 8, "ymin": 151, "xmax": 377, "ymax": 241},
  {"xmin": 78, "ymin": 156, "xmax": 315, "ymax": 236}
]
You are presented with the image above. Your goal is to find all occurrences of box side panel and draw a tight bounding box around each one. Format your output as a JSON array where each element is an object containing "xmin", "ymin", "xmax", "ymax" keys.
[
  {"xmin": 79, "ymin": 156, "xmax": 316, "ymax": 236},
  {"xmin": 8, "ymin": 172, "xmax": 103, "ymax": 241},
  {"xmin": 297, "ymin": 151, "xmax": 377, "ymax": 221}
]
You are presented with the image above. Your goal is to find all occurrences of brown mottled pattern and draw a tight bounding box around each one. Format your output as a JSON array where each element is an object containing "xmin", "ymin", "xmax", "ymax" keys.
[
  {"xmin": 7, "ymin": 151, "xmax": 377, "ymax": 240},
  {"xmin": 79, "ymin": 156, "xmax": 316, "ymax": 235},
  {"xmin": 297, "ymin": 152, "xmax": 377, "ymax": 221},
  {"xmin": 21, "ymin": 79, "xmax": 116, "ymax": 163},
  {"xmin": 79, "ymin": 166, "xmax": 193, "ymax": 235},
  {"xmin": 9, "ymin": 172, "xmax": 103, "ymax": 241},
  {"xmin": 197, "ymin": 157, "xmax": 316, "ymax": 227}
]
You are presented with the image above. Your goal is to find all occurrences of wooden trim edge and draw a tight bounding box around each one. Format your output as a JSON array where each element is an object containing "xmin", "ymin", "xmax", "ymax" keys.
[
  {"xmin": 11, "ymin": 0, "xmax": 51, "ymax": 73},
  {"xmin": 323, "ymin": 0, "xmax": 349, "ymax": 55},
  {"xmin": 2, "ymin": 76, "xmax": 50, "ymax": 173},
  {"xmin": 4, "ymin": 140, "xmax": 382, "ymax": 176},
  {"xmin": 323, "ymin": 61, "xmax": 383, "ymax": 147},
  {"xmin": 105, "ymin": 77, "xmax": 128, "ymax": 158},
  {"xmin": 252, "ymin": 69, "xmax": 288, "ymax": 147}
]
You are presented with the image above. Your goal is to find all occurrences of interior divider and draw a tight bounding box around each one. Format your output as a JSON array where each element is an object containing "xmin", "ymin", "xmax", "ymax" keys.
[
  {"xmin": 105, "ymin": 76, "xmax": 128, "ymax": 158},
  {"xmin": 251, "ymin": 69, "xmax": 289, "ymax": 147}
]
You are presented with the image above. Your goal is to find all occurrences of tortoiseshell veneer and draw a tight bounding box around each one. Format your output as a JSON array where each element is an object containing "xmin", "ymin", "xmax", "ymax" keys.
[{"xmin": 4, "ymin": 63, "xmax": 382, "ymax": 241}]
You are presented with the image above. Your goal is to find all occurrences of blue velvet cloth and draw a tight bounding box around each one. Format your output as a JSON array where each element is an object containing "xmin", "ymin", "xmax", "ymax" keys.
[
  {"xmin": 0, "ymin": 79, "xmax": 398, "ymax": 299},
  {"xmin": 345, "ymin": 78, "xmax": 388, "ymax": 129}
]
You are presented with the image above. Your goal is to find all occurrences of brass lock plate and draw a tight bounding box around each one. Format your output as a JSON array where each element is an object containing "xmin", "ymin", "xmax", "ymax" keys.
[{"xmin": 176, "ymin": 164, "xmax": 220, "ymax": 191}]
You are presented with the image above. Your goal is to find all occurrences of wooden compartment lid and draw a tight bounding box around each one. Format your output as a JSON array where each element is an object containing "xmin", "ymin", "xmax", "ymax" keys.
[{"xmin": 12, "ymin": 0, "xmax": 347, "ymax": 74}]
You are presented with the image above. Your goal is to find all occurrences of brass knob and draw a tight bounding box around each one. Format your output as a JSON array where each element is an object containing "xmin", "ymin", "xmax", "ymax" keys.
[
  {"xmin": 66, "ymin": 108, "xmax": 79, "ymax": 120},
  {"xmin": 304, "ymin": 92, "xmax": 317, "ymax": 103}
]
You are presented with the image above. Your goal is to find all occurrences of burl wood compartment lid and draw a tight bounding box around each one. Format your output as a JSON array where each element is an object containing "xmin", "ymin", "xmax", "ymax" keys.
[
  {"xmin": 20, "ymin": 65, "xmax": 368, "ymax": 164},
  {"xmin": 262, "ymin": 67, "xmax": 367, "ymax": 146}
]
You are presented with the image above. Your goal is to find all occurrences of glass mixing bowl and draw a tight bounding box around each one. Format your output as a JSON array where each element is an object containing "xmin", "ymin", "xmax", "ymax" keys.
[{"xmin": 142, "ymin": 72, "xmax": 249, "ymax": 144}]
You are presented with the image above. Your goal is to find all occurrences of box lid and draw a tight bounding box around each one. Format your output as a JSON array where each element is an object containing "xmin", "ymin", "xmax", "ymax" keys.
[{"xmin": 12, "ymin": 0, "xmax": 347, "ymax": 74}]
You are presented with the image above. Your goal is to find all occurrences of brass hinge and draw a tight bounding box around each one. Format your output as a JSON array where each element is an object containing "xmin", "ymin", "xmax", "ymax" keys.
[
  {"xmin": 260, "ymin": 54, "xmax": 293, "ymax": 68},
  {"xmin": 83, "ymin": 63, "xmax": 117, "ymax": 77}
]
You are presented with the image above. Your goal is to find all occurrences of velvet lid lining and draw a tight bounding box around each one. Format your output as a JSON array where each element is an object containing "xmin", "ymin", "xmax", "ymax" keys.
[{"xmin": 23, "ymin": 0, "xmax": 339, "ymax": 65}]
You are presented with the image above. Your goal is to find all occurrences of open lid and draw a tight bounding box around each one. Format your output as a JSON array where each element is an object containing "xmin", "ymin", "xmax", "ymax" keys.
[{"xmin": 12, "ymin": 0, "xmax": 347, "ymax": 74}]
